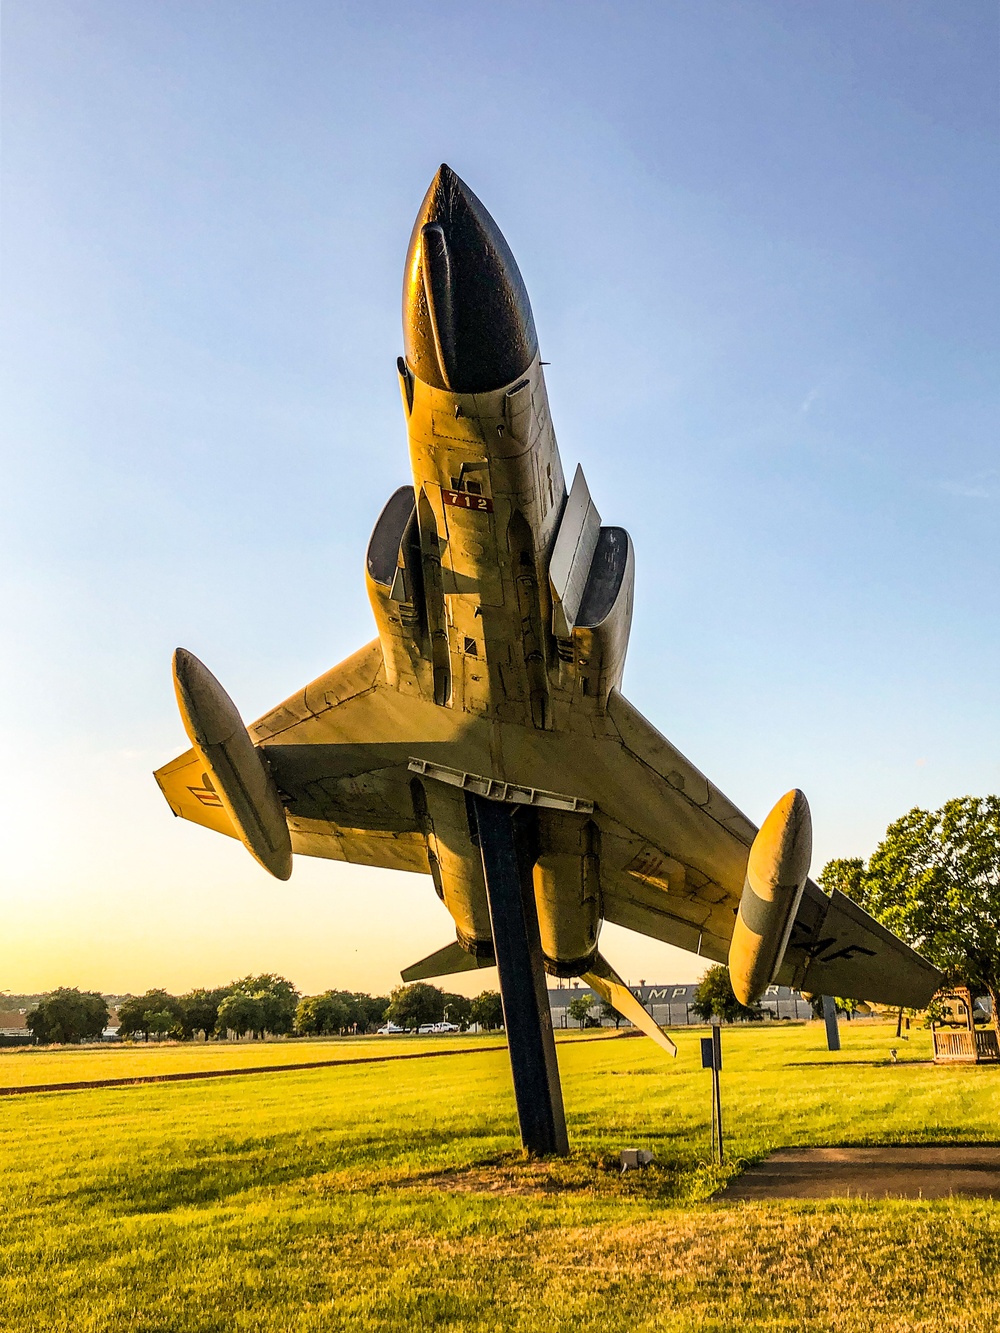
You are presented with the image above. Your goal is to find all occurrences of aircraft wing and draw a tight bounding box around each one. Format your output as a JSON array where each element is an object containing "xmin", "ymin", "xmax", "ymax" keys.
[
  {"xmin": 777, "ymin": 879, "xmax": 942, "ymax": 1008},
  {"xmin": 586, "ymin": 693, "xmax": 941, "ymax": 1008},
  {"xmin": 155, "ymin": 645, "xmax": 940, "ymax": 1007},
  {"xmin": 579, "ymin": 690, "xmax": 757, "ymax": 966}
]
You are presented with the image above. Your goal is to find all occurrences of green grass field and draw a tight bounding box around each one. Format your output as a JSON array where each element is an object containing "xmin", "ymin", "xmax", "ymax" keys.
[
  {"xmin": 3, "ymin": 1022, "xmax": 999, "ymax": 1331},
  {"xmin": 0, "ymin": 1033, "xmax": 509, "ymax": 1088}
]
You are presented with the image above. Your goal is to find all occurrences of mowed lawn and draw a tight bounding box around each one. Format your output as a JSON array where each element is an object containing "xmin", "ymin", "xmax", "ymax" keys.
[
  {"xmin": 3, "ymin": 1023, "xmax": 999, "ymax": 1332},
  {"xmin": 0, "ymin": 1033, "xmax": 509, "ymax": 1088}
]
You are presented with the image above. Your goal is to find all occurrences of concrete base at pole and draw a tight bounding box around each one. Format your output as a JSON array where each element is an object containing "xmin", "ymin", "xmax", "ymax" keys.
[{"xmin": 471, "ymin": 794, "xmax": 569, "ymax": 1157}]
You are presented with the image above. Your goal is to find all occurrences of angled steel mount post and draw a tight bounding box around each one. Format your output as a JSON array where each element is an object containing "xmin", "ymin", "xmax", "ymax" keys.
[
  {"xmin": 822, "ymin": 994, "xmax": 841, "ymax": 1052},
  {"xmin": 471, "ymin": 794, "xmax": 569, "ymax": 1156}
]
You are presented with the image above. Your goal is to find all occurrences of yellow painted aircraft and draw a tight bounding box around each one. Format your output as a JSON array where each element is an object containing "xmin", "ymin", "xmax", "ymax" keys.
[{"xmin": 156, "ymin": 168, "xmax": 939, "ymax": 1144}]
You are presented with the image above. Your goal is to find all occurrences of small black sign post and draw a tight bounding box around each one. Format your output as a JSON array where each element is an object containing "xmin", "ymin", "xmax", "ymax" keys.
[{"xmin": 700, "ymin": 1021, "xmax": 723, "ymax": 1165}]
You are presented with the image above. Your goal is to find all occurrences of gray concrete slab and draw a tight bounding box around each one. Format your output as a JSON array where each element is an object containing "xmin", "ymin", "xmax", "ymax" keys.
[{"xmin": 717, "ymin": 1146, "xmax": 1000, "ymax": 1201}]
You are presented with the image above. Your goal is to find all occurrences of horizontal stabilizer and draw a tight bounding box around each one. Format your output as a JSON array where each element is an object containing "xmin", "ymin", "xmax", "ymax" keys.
[
  {"xmin": 582, "ymin": 953, "xmax": 677, "ymax": 1057},
  {"xmin": 154, "ymin": 747, "xmax": 239, "ymax": 841},
  {"xmin": 401, "ymin": 940, "xmax": 496, "ymax": 983}
]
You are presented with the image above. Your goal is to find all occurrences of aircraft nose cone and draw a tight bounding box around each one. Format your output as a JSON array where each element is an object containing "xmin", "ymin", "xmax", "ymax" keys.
[{"xmin": 403, "ymin": 164, "xmax": 538, "ymax": 393}]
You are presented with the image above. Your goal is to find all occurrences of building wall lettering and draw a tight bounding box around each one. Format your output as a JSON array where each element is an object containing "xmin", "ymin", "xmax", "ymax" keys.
[{"xmin": 548, "ymin": 982, "xmax": 813, "ymax": 1026}]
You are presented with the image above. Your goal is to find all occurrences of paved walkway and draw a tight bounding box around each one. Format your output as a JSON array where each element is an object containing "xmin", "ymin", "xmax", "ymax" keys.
[{"xmin": 718, "ymin": 1145, "xmax": 1000, "ymax": 1200}]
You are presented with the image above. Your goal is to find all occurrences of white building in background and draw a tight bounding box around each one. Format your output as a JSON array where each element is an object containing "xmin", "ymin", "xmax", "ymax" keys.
[{"xmin": 548, "ymin": 982, "xmax": 814, "ymax": 1028}]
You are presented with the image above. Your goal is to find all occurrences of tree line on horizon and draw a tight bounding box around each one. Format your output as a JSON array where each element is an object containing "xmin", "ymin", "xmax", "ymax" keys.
[{"xmin": 23, "ymin": 976, "xmax": 506, "ymax": 1046}]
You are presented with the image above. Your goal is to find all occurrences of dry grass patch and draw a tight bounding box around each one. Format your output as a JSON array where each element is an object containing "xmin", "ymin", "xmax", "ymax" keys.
[
  {"xmin": 395, "ymin": 1150, "xmax": 681, "ymax": 1197},
  {"xmin": 288, "ymin": 1203, "xmax": 1000, "ymax": 1332}
]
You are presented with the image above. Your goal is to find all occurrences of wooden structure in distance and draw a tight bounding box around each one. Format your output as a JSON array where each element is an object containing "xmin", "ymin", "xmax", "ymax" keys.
[{"xmin": 931, "ymin": 987, "xmax": 1000, "ymax": 1064}]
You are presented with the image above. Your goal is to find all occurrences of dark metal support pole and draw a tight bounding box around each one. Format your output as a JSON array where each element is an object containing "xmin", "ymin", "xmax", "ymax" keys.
[
  {"xmin": 712, "ymin": 1022, "xmax": 723, "ymax": 1165},
  {"xmin": 472, "ymin": 795, "xmax": 569, "ymax": 1156},
  {"xmin": 822, "ymin": 994, "xmax": 841, "ymax": 1052}
]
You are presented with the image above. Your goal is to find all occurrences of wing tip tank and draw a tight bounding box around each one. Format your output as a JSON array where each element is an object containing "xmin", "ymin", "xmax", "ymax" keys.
[{"xmin": 172, "ymin": 648, "xmax": 293, "ymax": 880}]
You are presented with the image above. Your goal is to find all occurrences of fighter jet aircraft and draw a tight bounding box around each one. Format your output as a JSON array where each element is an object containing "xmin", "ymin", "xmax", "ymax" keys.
[{"xmin": 156, "ymin": 166, "xmax": 939, "ymax": 1149}]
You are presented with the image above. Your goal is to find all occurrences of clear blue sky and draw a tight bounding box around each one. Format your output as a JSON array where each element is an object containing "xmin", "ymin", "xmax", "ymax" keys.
[{"xmin": 2, "ymin": 1, "xmax": 997, "ymax": 995}]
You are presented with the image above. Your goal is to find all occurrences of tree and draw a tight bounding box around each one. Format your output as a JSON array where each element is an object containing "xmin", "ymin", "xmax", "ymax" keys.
[
  {"xmin": 26, "ymin": 988, "xmax": 108, "ymax": 1044},
  {"xmin": 216, "ymin": 992, "xmax": 264, "ymax": 1039},
  {"xmin": 691, "ymin": 966, "xmax": 763, "ymax": 1023},
  {"xmin": 117, "ymin": 990, "xmax": 184, "ymax": 1042},
  {"xmin": 330, "ymin": 991, "xmax": 359, "ymax": 1032},
  {"xmin": 600, "ymin": 999, "xmax": 622, "ymax": 1029},
  {"xmin": 145, "ymin": 1010, "xmax": 183, "ymax": 1040},
  {"xmin": 294, "ymin": 992, "xmax": 350, "ymax": 1036},
  {"xmin": 180, "ymin": 987, "xmax": 231, "ymax": 1040},
  {"xmin": 817, "ymin": 857, "xmax": 866, "ymax": 901},
  {"xmin": 440, "ymin": 992, "xmax": 472, "ymax": 1029},
  {"xmin": 469, "ymin": 990, "xmax": 504, "ymax": 1031},
  {"xmin": 227, "ymin": 974, "xmax": 299, "ymax": 1036},
  {"xmin": 386, "ymin": 983, "xmax": 445, "ymax": 1029},
  {"xmin": 334, "ymin": 991, "xmax": 378, "ymax": 1033},
  {"xmin": 294, "ymin": 994, "xmax": 322, "ymax": 1036},
  {"xmin": 356, "ymin": 994, "xmax": 390, "ymax": 1032},
  {"xmin": 567, "ymin": 993, "xmax": 597, "ymax": 1028},
  {"xmin": 292, "ymin": 990, "xmax": 389, "ymax": 1036},
  {"xmin": 822, "ymin": 796, "xmax": 1000, "ymax": 1018},
  {"xmin": 116, "ymin": 995, "xmax": 148, "ymax": 1041}
]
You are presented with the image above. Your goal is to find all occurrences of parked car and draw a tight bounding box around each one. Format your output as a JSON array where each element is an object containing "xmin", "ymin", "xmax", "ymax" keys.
[
  {"xmin": 376, "ymin": 1023, "xmax": 405, "ymax": 1035},
  {"xmin": 434, "ymin": 1022, "xmax": 461, "ymax": 1033},
  {"xmin": 417, "ymin": 1023, "xmax": 438, "ymax": 1034}
]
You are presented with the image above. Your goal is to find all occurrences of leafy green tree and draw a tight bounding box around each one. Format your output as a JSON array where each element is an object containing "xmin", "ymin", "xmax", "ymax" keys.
[
  {"xmin": 567, "ymin": 993, "xmax": 597, "ymax": 1028},
  {"xmin": 691, "ymin": 966, "xmax": 763, "ymax": 1023},
  {"xmin": 179, "ymin": 987, "xmax": 231, "ymax": 1040},
  {"xmin": 227, "ymin": 974, "xmax": 299, "ymax": 1036},
  {"xmin": 355, "ymin": 994, "xmax": 390, "ymax": 1032},
  {"xmin": 293, "ymin": 990, "xmax": 389, "ymax": 1035},
  {"xmin": 293, "ymin": 995, "xmax": 319, "ymax": 1036},
  {"xmin": 817, "ymin": 857, "xmax": 866, "ymax": 900},
  {"xmin": 145, "ymin": 1010, "xmax": 183, "ymax": 1039},
  {"xmin": 469, "ymin": 990, "xmax": 504, "ymax": 1031},
  {"xmin": 117, "ymin": 990, "xmax": 184, "ymax": 1042},
  {"xmin": 440, "ymin": 992, "xmax": 472, "ymax": 1029},
  {"xmin": 334, "ymin": 991, "xmax": 369, "ymax": 1032},
  {"xmin": 821, "ymin": 796, "xmax": 1000, "ymax": 1018},
  {"xmin": 116, "ymin": 995, "xmax": 148, "ymax": 1041},
  {"xmin": 26, "ymin": 988, "xmax": 109, "ymax": 1044},
  {"xmin": 292, "ymin": 996, "xmax": 316, "ymax": 1036},
  {"xmin": 294, "ymin": 992, "xmax": 351, "ymax": 1036},
  {"xmin": 600, "ymin": 999, "xmax": 622, "ymax": 1029},
  {"xmin": 386, "ymin": 983, "xmax": 445, "ymax": 1029},
  {"xmin": 216, "ymin": 992, "xmax": 264, "ymax": 1039}
]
